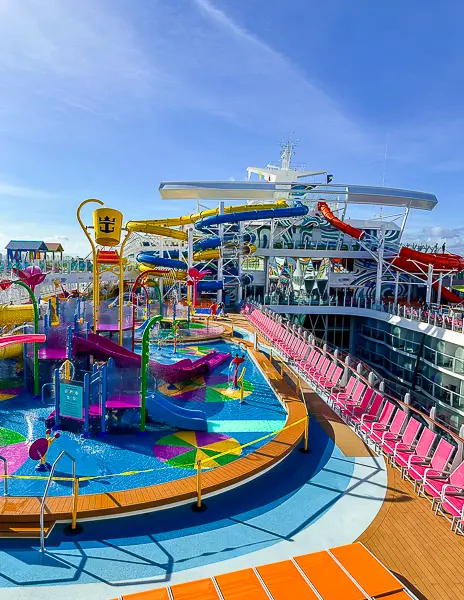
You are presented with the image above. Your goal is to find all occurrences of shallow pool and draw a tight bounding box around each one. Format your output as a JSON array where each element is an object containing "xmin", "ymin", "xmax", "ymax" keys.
[{"xmin": 0, "ymin": 340, "xmax": 286, "ymax": 496}]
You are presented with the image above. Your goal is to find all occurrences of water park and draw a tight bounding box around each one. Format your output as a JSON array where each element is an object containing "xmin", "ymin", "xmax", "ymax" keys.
[{"xmin": 1, "ymin": 145, "xmax": 464, "ymax": 600}]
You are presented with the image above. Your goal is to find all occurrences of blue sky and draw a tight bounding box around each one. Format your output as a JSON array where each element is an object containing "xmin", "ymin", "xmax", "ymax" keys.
[{"xmin": 1, "ymin": 0, "xmax": 463, "ymax": 254}]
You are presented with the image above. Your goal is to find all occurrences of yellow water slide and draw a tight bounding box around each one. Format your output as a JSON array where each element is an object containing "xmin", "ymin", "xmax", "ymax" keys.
[
  {"xmin": 138, "ymin": 264, "xmax": 187, "ymax": 280},
  {"xmin": 125, "ymin": 201, "xmax": 288, "ymax": 239},
  {"xmin": 193, "ymin": 244, "xmax": 257, "ymax": 262},
  {"xmin": 0, "ymin": 304, "xmax": 35, "ymax": 359}
]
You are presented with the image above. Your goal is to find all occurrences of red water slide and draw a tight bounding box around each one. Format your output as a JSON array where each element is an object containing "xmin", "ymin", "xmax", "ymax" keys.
[
  {"xmin": 0, "ymin": 334, "xmax": 46, "ymax": 349},
  {"xmin": 392, "ymin": 247, "xmax": 464, "ymax": 272},
  {"xmin": 318, "ymin": 201, "xmax": 365, "ymax": 240},
  {"xmin": 318, "ymin": 199, "xmax": 464, "ymax": 303},
  {"xmin": 390, "ymin": 251, "xmax": 464, "ymax": 304}
]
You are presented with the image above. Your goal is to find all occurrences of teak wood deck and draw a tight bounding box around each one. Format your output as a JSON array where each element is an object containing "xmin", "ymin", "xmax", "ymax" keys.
[
  {"xmin": 0, "ymin": 324, "xmax": 305, "ymax": 536},
  {"xmin": 239, "ymin": 312, "xmax": 464, "ymax": 600}
]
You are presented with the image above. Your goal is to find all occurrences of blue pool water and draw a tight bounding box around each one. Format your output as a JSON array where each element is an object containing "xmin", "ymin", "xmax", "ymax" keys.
[
  {"xmin": 0, "ymin": 419, "xmax": 357, "ymax": 589},
  {"xmin": 0, "ymin": 340, "xmax": 286, "ymax": 496}
]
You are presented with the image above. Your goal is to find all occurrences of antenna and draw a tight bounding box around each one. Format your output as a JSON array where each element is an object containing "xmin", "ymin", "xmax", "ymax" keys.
[
  {"xmin": 279, "ymin": 137, "xmax": 299, "ymax": 171},
  {"xmin": 382, "ymin": 133, "xmax": 389, "ymax": 186}
]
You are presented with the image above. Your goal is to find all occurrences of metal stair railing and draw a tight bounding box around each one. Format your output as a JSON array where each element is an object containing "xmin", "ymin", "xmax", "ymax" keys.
[{"xmin": 40, "ymin": 450, "xmax": 76, "ymax": 552}]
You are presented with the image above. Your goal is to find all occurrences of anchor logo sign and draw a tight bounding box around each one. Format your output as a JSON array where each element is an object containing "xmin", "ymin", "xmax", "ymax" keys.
[{"xmin": 99, "ymin": 215, "xmax": 116, "ymax": 234}]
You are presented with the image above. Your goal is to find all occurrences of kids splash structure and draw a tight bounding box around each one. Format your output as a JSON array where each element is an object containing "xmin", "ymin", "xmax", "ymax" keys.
[{"xmin": 0, "ymin": 142, "xmax": 464, "ymax": 600}]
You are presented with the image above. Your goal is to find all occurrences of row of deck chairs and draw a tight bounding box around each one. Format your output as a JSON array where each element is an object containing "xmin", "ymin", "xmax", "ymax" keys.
[
  {"xmin": 403, "ymin": 306, "xmax": 463, "ymax": 331},
  {"xmin": 246, "ymin": 306, "xmax": 464, "ymax": 535},
  {"xmin": 330, "ymin": 380, "xmax": 464, "ymax": 532}
]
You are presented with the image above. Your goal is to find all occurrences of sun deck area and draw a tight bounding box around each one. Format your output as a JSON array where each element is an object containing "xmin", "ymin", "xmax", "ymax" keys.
[{"xmin": 241, "ymin": 308, "xmax": 464, "ymax": 600}]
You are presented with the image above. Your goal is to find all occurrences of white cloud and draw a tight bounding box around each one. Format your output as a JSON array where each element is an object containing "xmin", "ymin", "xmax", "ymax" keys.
[
  {"xmin": 404, "ymin": 224, "xmax": 464, "ymax": 255},
  {"xmin": 0, "ymin": 0, "xmax": 156, "ymax": 134},
  {"xmin": 0, "ymin": 182, "xmax": 58, "ymax": 200}
]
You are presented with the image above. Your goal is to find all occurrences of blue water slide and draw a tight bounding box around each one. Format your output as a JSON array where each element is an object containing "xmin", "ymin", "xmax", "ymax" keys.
[
  {"xmin": 195, "ymin": 202, "xmax": 309, "ymax": 231},
  {"xmin": 137, "ymin": 252, "xmax": 187, "ymax": 270},
  {"xmin": 147, "ymin": 393, "xmax": 207, "ymax": 431},
  {"xmin": 194, "ymin": 232, "xmax": 256, "ymax": 252},
  {"xmin": 194, "ymin": 236, "xmax": 221, "ymax": 252},
  {"xmin": 197, "ymin": 280, "xmax": 224, "ymax": 292}
]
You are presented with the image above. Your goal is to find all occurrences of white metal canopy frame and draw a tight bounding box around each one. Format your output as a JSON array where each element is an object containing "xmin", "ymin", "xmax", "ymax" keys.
[{"xmin": 158, "ymin": 181, "xmax": 438, "ymax": 211}]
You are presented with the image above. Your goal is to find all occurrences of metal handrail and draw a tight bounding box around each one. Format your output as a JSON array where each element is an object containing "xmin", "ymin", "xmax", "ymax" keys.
[
  {"xmin": 0, "ymin": 455, "xmax": 7, "ymax": 496},
  {"xmin": 40, "ymin": 450, "xmax": 76, "ymax": 552}
]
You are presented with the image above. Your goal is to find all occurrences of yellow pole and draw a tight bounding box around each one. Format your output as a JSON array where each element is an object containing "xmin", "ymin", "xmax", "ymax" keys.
[
  {"xmin": 196, "ymin": 460, "xmax": 202, "ymax": 508},
  {"xmin": 280, "ymin": 360, "xmax": 284, "ymax": 379},
  {"xmin": 71, "ymin": 477, "xmax": 79, "ymax": 529},
  {"xmin": 118, "ymin": 230, "xmax": 132, "ymax": 346},
  {"xmin": 304, "ymin": 415, "xmax": 309, "ymax": 452},
  {"xmin": 77, "ymin": 199, "xmax": 104, "ymax": 333}
]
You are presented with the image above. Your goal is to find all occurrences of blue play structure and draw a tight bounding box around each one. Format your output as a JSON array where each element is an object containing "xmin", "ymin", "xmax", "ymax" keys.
[{"xmin": 146, "ymin": 393, "xmax": 207, "ymax": 431}]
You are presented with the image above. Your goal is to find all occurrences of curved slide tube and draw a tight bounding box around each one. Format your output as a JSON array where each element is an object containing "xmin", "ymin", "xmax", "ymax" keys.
[
  {"xmin": 318, "ymin": 201, "xmax": 365, "ymax": 240},
  {"xmin": 146, "ymin": 393, "xmax": 207, "ymax": 431},
  {"xmin": 318, "ymin": 198, "xmax": 464, "ymax": 303},
  {"xmin": 395, "ymin": 247, "xmax": 464, "ymax": 272},
  {"xmin": 137, "ymin": 253, "xmax": 187, "ymax": 271},
  {"xmin": 390, "ymin": 256, "xmax": 464, "ymax": 304},
  {"xmin": 195, "ymin": 202, "xmax": 309, "ymax": 231},
  {"xmin": 126, "ymin": 201, "xmax": 287, "ymax": 244},
  {"xmin": 138, "ymin": 264, "xmax": 187, "ymax": 280},
  {"xmin": 197, "ymin": 280, "xmax": 223, "ymax": 292},
  {"xmin": 126, "ymin": 200, "xmax": 288, "ymax": 230},
  {"xmin": 0, "ymin": 333, "xmax": 46, "ymax": 350},
  {"xmin": 151, "ymin": 351, "xmax": 230, "ymax": 384}
]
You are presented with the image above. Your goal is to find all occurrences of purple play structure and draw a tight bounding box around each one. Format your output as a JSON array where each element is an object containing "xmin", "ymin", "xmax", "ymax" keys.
[{"xmin": 150, "ymin": 350, "xmax": 230, "ymax": 384}]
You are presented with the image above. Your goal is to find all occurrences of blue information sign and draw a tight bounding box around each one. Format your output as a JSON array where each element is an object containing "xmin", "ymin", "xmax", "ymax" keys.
[{"xmin": 60, "ymin": 381, "xmax": 84, "ymax": 420}]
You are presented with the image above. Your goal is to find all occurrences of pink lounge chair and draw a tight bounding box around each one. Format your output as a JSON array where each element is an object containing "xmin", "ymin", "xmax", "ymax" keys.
[
  {"xmin": 340, "ymin": 387, "xmax": 375, "ymax": 423},
  {"xmin": 303, "ymin": 354, "xmax": 326, "ymax": 376},
  {"xmin": 319, "ymin": 365, "xmax": 343, "ymax": 393},
  {"xmin": 380, "ymin": 416, "xmax": 422, "ymax": 464},
  {"xmin": 296, "ymin": 349, "xmax": 317, "ymax": 372},
  {"xmin": 439, "ymin": 481, "xmax": 464, "ymax": 533},
  {"xmin": 334, "ymin": 381, "xmax": 366, "ymax": 414},
  {"xmin": 308, "ymin": 358, "xmax": 331, "ymax": 383},
  {"xmin": 350, "ymin": 393, "xmax": 384, "ymax": 431},
  {"xmin": 312, "ymin": 361, "xmax": 336, "ymax": 386},
  {"xmin": 329, "ymin": 375, "xmax": 356, "ymax": 406},
  {"xmin": 314, "ymin": 362, "xmax": 336, "ymax": 387},
  {"xmin": 392, "ymin": 427, "xmax": 436, "ymax": 479},
  {"xmin": 298, "ymin": 349, "xmax": 320, "ymax": 370},
  {"xmin": 422, "ymin": 460, "xmax": 464, "ymax": 512},
  {"xmin": 359, "ymin": 400, "xmax": 395, "ymax": 439},
  {"xmin": 292, "ymin": 342, "xmax": 311, "ymax": 363},
  {"xmin": 406, "ymin": 437, "xmax": 455, "ymax": 493},
  {"xmin": 287, "ymin": 338, "xmax": 307, "ymax": 360},
  {"xmin": 369, "ymin": 408, "xmax": 408, "ymax": 451}
]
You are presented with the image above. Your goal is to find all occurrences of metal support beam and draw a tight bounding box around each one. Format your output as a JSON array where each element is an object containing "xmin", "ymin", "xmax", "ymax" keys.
[
  {"xmin": 437, "ymin": 273, "xmax": 443, "ymax": 305},
  {"xmin": 393, "ymin": 270, "xmax": 400, "ymax": 305},
  {"xmin": 426, "ymin": 263, "xmax": 433, "ymax": 304},
  {"xmin": 217, "ymin": 201, "xmax": 224, "ymax": 304},
  {"xmin": 375, "ymin": 224, "xmax": 385, "ymax": 304}
]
